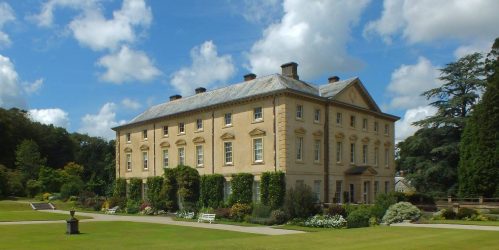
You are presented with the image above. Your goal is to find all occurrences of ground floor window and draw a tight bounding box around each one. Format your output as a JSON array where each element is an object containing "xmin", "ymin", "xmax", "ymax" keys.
[
  {"xmin": 253, "ymin": 181, "xmax": 260, "ymax": 202},
  {"xmin": 384, "ymin": 181, "xmax": 390, "ymax": 193},
  {"xmin": 224, "ymin": 181, "xmax": 232, "ymax": 201},
  {"xmin": 335, "ymin": 180, "xmax": 342, "ymax": 203},
  {"xmin": 313, "ymin": 180, "xmax": 321, "ymax": 202},
  {"xmin": 196, "ymin": 145, "xmax": 203, "ymax": 167}
]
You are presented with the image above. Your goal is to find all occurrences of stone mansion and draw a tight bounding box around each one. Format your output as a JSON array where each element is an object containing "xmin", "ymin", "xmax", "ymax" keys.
[{"xmin": 112, "ymin": 62, "xmax": 399, "ymax": 204}]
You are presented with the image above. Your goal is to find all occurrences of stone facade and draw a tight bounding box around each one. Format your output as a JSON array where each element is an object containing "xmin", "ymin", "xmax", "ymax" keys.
[{"xmin": 113, "ymin": 63, "xmax": 399, "ymax": 204}]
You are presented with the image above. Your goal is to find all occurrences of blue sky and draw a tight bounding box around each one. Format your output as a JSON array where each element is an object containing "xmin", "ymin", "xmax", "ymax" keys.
[{"xmin": 0, "ymin": 0, "xmax": 498, "ymax": 141}]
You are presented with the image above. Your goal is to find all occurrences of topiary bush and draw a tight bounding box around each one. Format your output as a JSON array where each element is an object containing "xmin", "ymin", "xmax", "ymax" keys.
[
  {"xmin": 229, "ymin": 173, "xmax": 254, "ymax": 205},
  {"xmin": 457, "ymin": 207, "xmax": 478, "ymax": 219},
  {"xmin": 161, "ymin": 168, "xmax": 178, "ymax": 212},
  {"xmin": 175, "ymin": 165, "xmax": 200, "ymax": 210},
  {"xmin": 346, "ymin": 206, "xmax": 372, "ymax": 228},
  {"xmin": 230, "ymin": 203, "xmax": 252, "ymax": 221},
  {"xmin": 260, "ymin": 172, "xmax": 270, "ymax": 205},
  {"xmin": 128, "ymin": 178, "xmax": 143, "ymax": 202},
  {"xmin": 283, "ymin": 183, "xmax": 318, "ymax": 219},
  {"xmin": 382, "ymin": 202, "xmax": 422, "ymax": 224},
  {"xmin": 146, "ymin": 176, "xmax": 164, "ymax": 211},
  {"xmin": 199, "ymin": 174, "xmax": 225, "ymax": 208},
  {"xmin": 268, "ymin": 171, "xmax": 286, "ymax": 209}
]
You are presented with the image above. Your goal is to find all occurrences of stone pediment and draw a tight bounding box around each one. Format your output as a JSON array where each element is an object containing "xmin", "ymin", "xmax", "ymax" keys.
[
  {"xmin": 140, "ymin": 144, "xmax": 149, "ymax": 151},
  {"xmin": 192, "ymin": 136, "xmax": 205, "ymax": 144},
  {"xmin": 335, "ymin": 132, "xmax": 345, "ymax": 139},
  {"xmin": 220, "ymin": 132, "xmax": 235, "ymax": 140},
  {"xmin": 159, "ymin": 141, "xmax": 170, "ymax": 148},
  {"xmin": 249, "ymin": 128, "xmax": 266, "ymax": 137},
  {"xmin": 349, "ymin": 135, "xmax": 358, "ymax": 141},
  {"xmin": 313, "ymin": 130, "xmax": 323, "ymax": 137},
  {"xmin": 175, "ymin": 139, "xmax": 187, "ymax": 146},
  {"xmin": 294, "ymin": 127, "xmax": 306, "ymax": 134},
  {"xmin": 124, "ymin": 147, "xmax": 132, "ymax": 153},
  {"xmin": 362, "ymin": 137, "xmax": 370, "ymax": 143},
  {"xmin": 345, "ymin": 166, "xmax": 378, "ymax": 176}
]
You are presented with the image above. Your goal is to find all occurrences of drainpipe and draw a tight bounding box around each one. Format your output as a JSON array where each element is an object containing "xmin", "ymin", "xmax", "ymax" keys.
[
  {"xmin": 324, "ymin": 104, "xmax": 330, "ymax": 203},
  {"xmin": 212, "ymin": 110, "xmax": 215, "ymax": 174},
  {"xmin": 273, "ymin": 95, "xmax": 277, "ymax": 172},
  {"xmin": 153, "ymin": 123, "xmax": 156, "ymax": 176}
]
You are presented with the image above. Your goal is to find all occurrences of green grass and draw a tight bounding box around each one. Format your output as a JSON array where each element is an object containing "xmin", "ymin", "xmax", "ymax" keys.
[
  {"xmin": 426, "ymin": 219, "xmax": 499, "ymax": 226},
  {"xmin": 0, "ymin": 221, "xmax": 498, "ymax": 249},
  {"xmin": 0, "ymin": 201, "xmax": 91, "ymax": 222}
]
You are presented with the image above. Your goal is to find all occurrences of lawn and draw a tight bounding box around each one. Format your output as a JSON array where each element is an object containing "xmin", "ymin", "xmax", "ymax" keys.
[
  {"xmin": 426, "ymin": 219, "xmax": 499, "ymax": 227},
  {"xmin": 0, "ymin": 201, "xmax": 92, "ymax": 222},
  {"xmin": 0, "ymin": 221, "xmax": 498, "ymax": 249}
]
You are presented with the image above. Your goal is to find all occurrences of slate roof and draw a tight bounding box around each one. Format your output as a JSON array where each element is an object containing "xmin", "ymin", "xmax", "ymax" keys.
[{"xmin": 114, "ymin": 74, "xmax": 363, "ymax": 129}]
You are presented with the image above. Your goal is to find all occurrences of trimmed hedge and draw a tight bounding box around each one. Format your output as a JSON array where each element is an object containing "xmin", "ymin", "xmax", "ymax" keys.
[
  {"xmin": 113, "ymin": 178, "xmax": 127, "ymax": 198},
  {"xmin": 199, "ymin": 174, "xmax": 225, "ymax": 208},
  {"xmin": 175, "ymin": 165, "xmax": 200, "ymax": 210},
  {"xmin": 229, "ymin": 173, "xmax": 254, "ymax": 205},
  {"xmin": 146, "ymin": 176, "xmax": 164, "ymax": 210},
  {"xmin": 260, "ymin": 171, "xmax": 286, "ymax": 209},
  {"xmin": 128, "ymin": 178, "xmax": 143, "ymax": 202},
  {"xmin": 161, "ymin": 168, "xmax": 178, "ymax": 211}
]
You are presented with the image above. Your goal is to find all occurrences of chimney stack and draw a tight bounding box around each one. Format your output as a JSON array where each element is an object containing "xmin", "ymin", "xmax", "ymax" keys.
[
  {"xmin": 170, "ymin": 94, "xmax": 182, "ymax": 101},
  {"xmin": 244, "ymin": 73, "xmax": 257, "ymax": 81},
  {"xmin": 281, "ymin": 62, "xmax": 299, "ymax": 80},
  {"xmin": 328, "ymin": 76, "xmax": 340, "ymax": 84},
  {"xmin": 195, "ymin": 87, "xmax": 206, "ymax": 94}
]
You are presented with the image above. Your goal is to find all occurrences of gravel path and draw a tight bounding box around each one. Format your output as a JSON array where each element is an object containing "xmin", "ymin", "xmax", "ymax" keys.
[
  {"xmin": 1, "ymin": 210, "xmax": 305, "ymax": 236},
  {"xmin": 391, "ymin": 222, "xmax": 499, "ymax": 231}
]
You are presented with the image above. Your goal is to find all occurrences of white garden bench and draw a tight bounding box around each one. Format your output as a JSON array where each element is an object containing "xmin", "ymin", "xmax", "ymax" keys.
[
  {"xmin": 197, "ymin": 213, "xmax": 216, "ymax": 224},
  {"xmin": 106, "ymin": 206, "xmax": 119, "ymax": 214}
]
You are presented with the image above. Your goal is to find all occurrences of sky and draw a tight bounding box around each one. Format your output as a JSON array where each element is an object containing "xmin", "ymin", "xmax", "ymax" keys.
[{"xmin": 0, "ymin": 0, "xmax": 498, "ymax": 141}]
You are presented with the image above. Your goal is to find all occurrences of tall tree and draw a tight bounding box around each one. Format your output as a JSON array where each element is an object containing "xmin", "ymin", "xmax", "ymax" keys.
[
  {"xmin": 459, "ymin": 38, "xmax": 499, "ymax": 197},
  {"xmin": 15, "ymin": 140, "xmax": 46, "ymax": 181},
  {"xmin": 398, "ymin": 53, "xmax": 486, "ymax": 196}
]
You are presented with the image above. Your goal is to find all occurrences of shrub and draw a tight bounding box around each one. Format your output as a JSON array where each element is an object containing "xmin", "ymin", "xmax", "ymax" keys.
[
  {"xmin": 260, "ymin": 172, "xmax": 270, "ymax": 205},
  {"xmin": 442, "ymin": 208, "xmax": 457, "ymax": 219},
  {"xmin": 108, "ymin": 196, "xmax": 126, "ymax": 209},
  {"xmin": 457, "ymin": 208, "xmax": 478, "ymax": 219},
  {"xmin": 139, "ymin": 201, "xmax": 151, "ymax": 211},
  {"xmin": 260, "ymin": 172, "xmax": 286, "ymax": 209},
  {"xmin": 38, "ymin": 166, "xmax": 63, "ymax": 193},
  {"xmin": 175, "ymin": 165, "xmax": 200, "ymax": 210},
  {"xmin": 0, "ymin": 165, "xmax": 8, "ymax": 198},
  {"xmin": 252, "ymin": 203, "xmax": 272, "ymax": 218},
  {"xmin": 230, "ymin": 203, "xmax": 252, "ymax": 221},
  {"xmin": 113, "ymin": 178, "xmax": 127, "ymax": 198},
  {"xmin": 161, "ymin": 168, "xmax": 178, "ymax": 212},
  {"xmin": 347, "ymin": 206, "xmax": 372, "ymax": 228},
  {"xmin": 283, "ymin": 183, "xmax": 318, "ymax": 219},
  {"xmin": 229, "ymin": 173, "xmax": 254, "ymax": 205},
  {"xmin": 304, "ymin": 214, "xmax": 347, "ymax": 228},
  {"xmin": 270, "ymin": 209, "xmax": 287, "ymax": 224},
  {"xmin": 126, "ymin": 199, "xmax": 140, "ymax": 214},
  {"xmin": 214, "ymin": 207, "xmax": 231, "ymax": 219},
  {"xmin": 146, "ymin": 176, "xmax": 164, "ymax": 210},
  {"xmin": 7, "ymin": 170, "xmax": 24, "ymax": 197},
  {"xmin": 371, "ymin": 192, "xmax": 398, "ymax": 219},
  {"xmin": 26, "ymin": 179, "xmax": 42, "ymax": 198},
  {"xmin": 382, "ymin": 202, "xmax": 422, "ymax": 224},
  {"xmin": 128, "ymin": 178, "xmax": 143, "ymax": 202},
  {"xmin": 199, "ymin": 174, "xmax": 225, "ymax": 208},
  {"xmin": 324, "ymin": 204, "xmax": 347, "ymax": 217}
]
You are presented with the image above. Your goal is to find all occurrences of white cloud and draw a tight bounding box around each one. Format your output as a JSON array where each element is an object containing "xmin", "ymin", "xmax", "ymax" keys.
[
  {"xmin": 121, "ymin": 98, "xmax": 141, "ymax": 110},
  {"xmin": 170, "ymin": 41, "xmax": 236, "ymax": 96},
  {"xmin": 454, "ymin": 40, "xmax": 493, "ymax": 59},
  {"xmin": 0, "ymin": 2, "xmax": 15, "ymax": 47},
  {"xmin": 97, "ymin": 45, "xmax": 160, "ymax": 83},
  {"xmin": 28, "ymin": 108, "xmax": 70, "ymax": 128},
  {"xmin": 0, "ymin": 54, "xmax": 25, "ymax": 109},
  {"xmin": 246, "ymin": 0, "xmax": 369, "ymax": 79},
  {"xmin": 240, "ymin": 0, "xmax": 281, "ymax": 24},
  {"xmin": 24, "ymin": 78, "xmax": 44, "ymax": 95},
  {"xmin": 79, "ymin": 102, "xmax": 125, "ymax": 140},
  {"xmin": 33, "ymin": 0, "xmax": 152, "ymax": 51},
  {"xmin": 395, "ymin": 105, "xmax": 437, "ymax": 142},
  {"xmin": 386, "ymin": 57, "xmax": 442, "ymax": 110},
  {"xmin": 364, "ymin": 0, "xmax": 499, "ymax": 44}
]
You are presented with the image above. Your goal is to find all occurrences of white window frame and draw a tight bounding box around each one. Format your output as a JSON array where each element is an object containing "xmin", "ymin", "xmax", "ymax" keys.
[
  {"xmin": 178, "ymin": 147, "xmax": 185, "ymax": 165},
  {"xmin": 296, "ymin": 105, "xmax": 303, "ymax": 119},
  {"xmin": 296, "ymin": 137, "xmax": 303, "ymax": 161},
  {"xmin": 163, "ymin": 126, "xmax": 168, "ymax": 136},
  {"xmin": 314, "ymin": 109, "xmax": 320, "ymax": 123},
  {"xmin": 336, "ymin": 141, "xmax": 342, "ymax": 163},
  {"xmin": 350, "ymin": 143, "xmax": 355, "ymax": 164},
  {"xmin": 142, "ymin": 151, "xmax": 148, "ymax": 170},
  {"xmin": 163, "ymin": 149, "xmax": 169, "ymax": 168},
  {"xmin": 224, "ymin": 142, "xmax": 233, "ymax": 165},
  {"xmin": 196, "ymin": 145, "xmax": 204, "ymax": 167},
  {"xmin": 253, "ymin": 138, "xmax": 264, "ymax": 163},
  {"xmin": 126, "ymin": 153, "xmax": 132, "ymax": 171},
  {"xmin": 253, "ymin": 107, "xmax": 263, "ymax": 121},
  {"xmin": 142, "ymin": 130, "xmax": 148, "ymax": 140},
  {"xmin": 224, "ymin": 113, "xmax": 232, "ymax": 126},
  {"xmin": 336, "ymin": 112, "xmax": 342, "ymax": 125},
  {"xmin": 196, "ymin": 119, "xmax": 203, "ymax": 130},
  {"xmin": 314, "ymin": 140, "xmax": 321, "ymax": 163},
  {"xmin": 253, "ymin": 181, "xmax": 261, "ymax": 202},
  {"xmin": 362, "ymin": 145, "xmax": 368, "ymax": 164},
  {"xmin": 178, "ymin": 122, "xmax": 185, "ymax": 134}
]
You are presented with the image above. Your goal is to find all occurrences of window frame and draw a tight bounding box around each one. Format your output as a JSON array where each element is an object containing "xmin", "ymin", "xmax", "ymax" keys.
[
  {"xmin": 142, "ymin": 130, "xmax": 148, "ymax": 140},
  {"xmin": 196, "ymin": 119, "xmax": 203, "ymax": 131},
  {"xmin": 162, "ymin": 149, "xmax": 169, "ymax": 168},
  {"xmin": 126, "ymin": 153, "xmax": 132, "ymax": 171},
  {"xmin": 313, "ymin": 180, "xmax": 321, "ymax": 202},
  {"xmin": 374, "ymin": 121, "xmax": 379, "ymax": 133},
  {"xmin": 362, "ymin": 144, "xmax": 368, "ymax": 164},
  {"xmin": 374, "ymin": 147, "xmax": 379, "ymax": 166},
  {"xmin": 253, "ymin": 138, "xmax": 264, "ymax": 163},
  {"xmin": 196, "ymin": 145, "xmax": 204, "ymax": 167},
  {"xmin": 178, "ymin": 122, "xmax": 185, "ymax": 134},
  {"xmin": 296, "ymin": 104, "xmax": 303, "ymax": 119},
  {"xmin": 178, "ymin": 147, "xmax": 185, "ymax": 165},
  {"xmin": 384, "ymin": 124, "xmax": 389, "ymax": 135},
  {"xmin": 163, "ymin": 126, "xmax": 169, "ymax": 137},
  {"xmin": 336, "ymin": 112, "xmax": 342, "ymax": 125},
  {"xmin": 350, "ymin": 115, "xmax": 356, "ymax": 128},
  {"xmin": 224, "ymin": 141, "xmax": 233, "ymax": 165},
  {"xmin": 385, "ymin": 148, "xmax": 389, "ymax": 167},
  {"xmin": 350, "ymin": 143, "xmax": 356, "ymax": 164},
  {"xmin": 314, "ymin": 109, "xmax": 320, "ymax": 123},
  {"xmin": 296, "ymin": 136, "xmax": 304, "ymax": 161},
  {"xmin": 224, "ymin": 113, "xmax": 232, "ymax": 126},
  {"xmin": 126, "ymin": 133, "xmax": 131, "ymax": 142},
  {"xmin": 314, "ymin": 139, "xmax": 321, "ymax": 163},
  {"xmin": 142, "ymin": 151, "xmax": 148, "ymax": 170},
  {"xmin": 362, "ymin": 118, "xmax": 368, "ymax": 131},
  {"xmin": 253, "ymin": 107, "xmax": 263, "ymax": 121},
  {"xmin": 336, "ymin": 141, "xmax": 342, "ymax": 163}
]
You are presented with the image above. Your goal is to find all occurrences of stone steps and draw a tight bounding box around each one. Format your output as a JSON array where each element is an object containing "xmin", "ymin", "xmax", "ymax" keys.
[{"xmin": 30, "ymin": 202, "xmax": 56, "ymax": 210}]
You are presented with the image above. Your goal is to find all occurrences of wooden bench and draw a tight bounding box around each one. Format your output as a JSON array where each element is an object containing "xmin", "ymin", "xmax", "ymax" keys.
[
  {"xmin": 106, "ymin": 206, "xmax": 119, "ymax": 214},
  {"xmin": 197, "ymin": 213, "xmax": 216, "ymax": 224}
]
